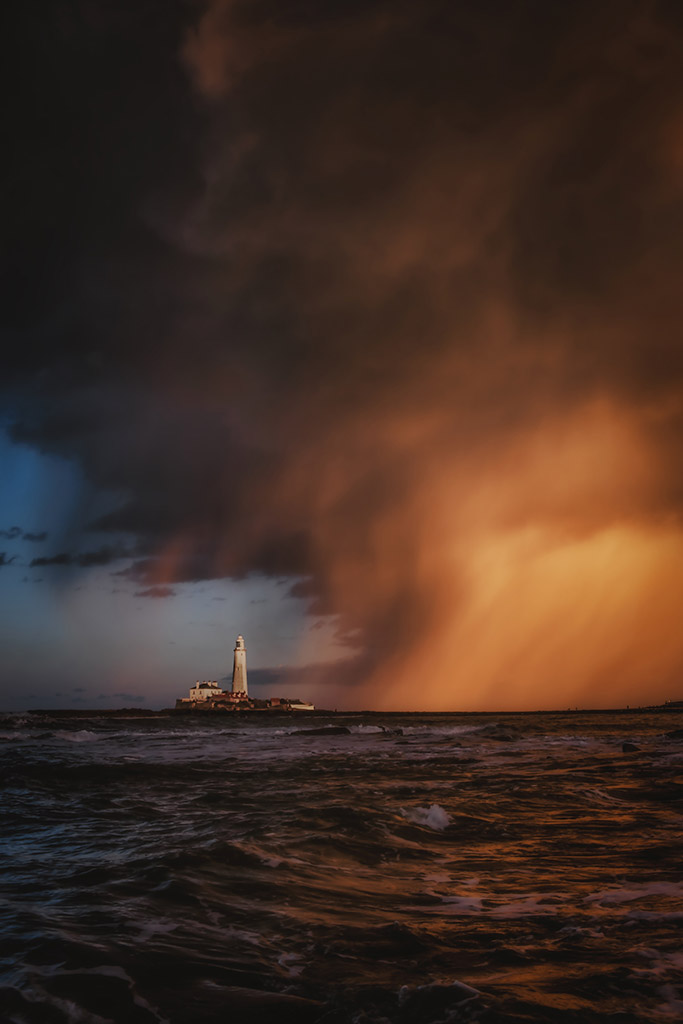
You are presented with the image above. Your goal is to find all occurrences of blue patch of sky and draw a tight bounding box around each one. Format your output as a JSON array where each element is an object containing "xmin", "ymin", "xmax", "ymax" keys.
[
  {"xmin": 0, "ymin": 431, "xmax": 344, "ymax": 711},
  {"xmin": 0, "ymin": 429, "xmax": 81, "ymax": 543},
  {"xmin": 0, "ymin": 427, "xmax": 132, "ymax": 560}
]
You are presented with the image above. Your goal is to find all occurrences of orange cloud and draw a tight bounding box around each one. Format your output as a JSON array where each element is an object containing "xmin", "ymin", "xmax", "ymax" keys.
[{"xmin": 273, "ymin": 395, "xmax": 683, "ymax": 710}]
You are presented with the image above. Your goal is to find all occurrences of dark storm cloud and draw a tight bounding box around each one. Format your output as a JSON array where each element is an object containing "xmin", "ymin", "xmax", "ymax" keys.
[
  {"xmin": 2, "ymin": 1, "xmax": 201, "ymax": 362},
  {"xmin": 9, "ymin": 2, "xmax": 683, "ymax": 498},
  {"xmin": 79, "ymin": 547, "xmax": 131, "ymax": 568},
  {"xmin": 29, "ymin": 553, "xmax": 73, "ymax": 568},
  {"xmin": 114, "ymin": 528, "xmax": 313, "ymax": 586},
  {"xmin": 30, "ymin": 546, "xmax": 130, "ymax": 569},
  {"xmin": 0, "ymin": 527, "xmax": 47, "ymax": 542},
  {"xmin": 4, "ymin": 0, "xmax": 683, "ymax": 704}
]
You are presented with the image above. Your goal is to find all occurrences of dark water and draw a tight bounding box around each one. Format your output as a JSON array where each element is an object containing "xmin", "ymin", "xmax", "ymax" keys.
[{"xmin": 1, "ymin": 710, "xmax": 683, "ymax": 1023}]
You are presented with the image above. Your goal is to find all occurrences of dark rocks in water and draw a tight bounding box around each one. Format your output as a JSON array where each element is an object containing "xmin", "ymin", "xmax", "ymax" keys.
[
  {"xmin": 296, "ymin": 726, "xmax": 351, "ymax": 736},
  {"xmin": 622, "ymin": 742, "xmax": 640, "ymax": 752}
]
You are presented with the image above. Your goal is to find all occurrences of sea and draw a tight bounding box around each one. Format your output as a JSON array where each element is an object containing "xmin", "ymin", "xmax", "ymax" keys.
[{"xmin": 1, "ymin": 709, "xmax": 682, "ymax": 1024}]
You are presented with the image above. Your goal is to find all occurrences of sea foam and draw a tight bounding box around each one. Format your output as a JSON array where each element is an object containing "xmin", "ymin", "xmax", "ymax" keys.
[{"xmin": 401, "ymin": 803, "xmax": 452, "ymax": 830}]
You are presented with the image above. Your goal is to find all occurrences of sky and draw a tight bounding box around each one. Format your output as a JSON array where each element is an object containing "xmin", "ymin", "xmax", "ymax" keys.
[{"xmin": 3, "ymin": 0, "xmax": 683, "ymax": 712}]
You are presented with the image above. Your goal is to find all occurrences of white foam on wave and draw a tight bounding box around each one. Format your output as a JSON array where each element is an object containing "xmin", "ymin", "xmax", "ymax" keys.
[
  {"xmin": 530, "ymin": 734, "xmax": 595, "ymax": 746},
  {"xmin": 632, "ymin": 948, "xmax": 683, "ymax": 981},
  {"xmin": 439, "ymin": 894, "xmax": 484, "ymax": 912},
  {"xmin": 277, "ymin": 951, "xmax": 304, "ymax": 977},
  {"xmin": 56, "ymin": 729, "xmax": 100, "ymax": 743},
  {"xmin": 400, "ymin": 804, "xmax": 452, "ymax": 830},
  {"xmin": 585, "ymin": 881, "xmax": 683, "ymax": 906},
  {"xmin": 627, "ymin": 911, "xmax": 683, "ymax": 922},
  {"xmin": 656, "ymin": 984, "xmax": 683, "ymax": 1019},
  {"xmin": 401, "ymin": 723, "xmax": 494, "ymax": 737},
  {"xmin": 583, "ymin": 787, "xmax": 625, "ymax": 805},
  {"xmin": 475, "ymin": 895, "xmax": 560, "ymax": 917},
  {"xmin": 413, "ymin": 889, "xmax": 572, "ymax": 918},
  {"xmin": 658, "ymin": 751, "xmax": 683, "ymax": 764},
  {"xmin": 398, "ymin": 980, "xmax": 480, "ymax": 1006},
  {"xmin": 135, "ymin": 918, "xmax": 180, "ymax": 942},
  {"xmin": 556, "ymin": 924, "xmax": 605, "ymax": 939}
]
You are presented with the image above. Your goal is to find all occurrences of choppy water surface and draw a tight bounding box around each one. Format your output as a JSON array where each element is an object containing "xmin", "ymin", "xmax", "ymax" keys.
[{"xmin": 1, "ymin": 710, "xmax": 683, "ymax": 1023}]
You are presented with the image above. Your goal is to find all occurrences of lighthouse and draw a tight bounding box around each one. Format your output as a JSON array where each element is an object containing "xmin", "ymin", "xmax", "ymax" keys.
[{"xmin": 231, "ymin": 634, "xmax": 248, "ymax": 696}]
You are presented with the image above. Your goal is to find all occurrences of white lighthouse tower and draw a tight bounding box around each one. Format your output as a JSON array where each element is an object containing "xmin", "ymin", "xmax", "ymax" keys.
[{"xmin": 231, "ymin": 634, "xmax": 248, "ymax": 697}]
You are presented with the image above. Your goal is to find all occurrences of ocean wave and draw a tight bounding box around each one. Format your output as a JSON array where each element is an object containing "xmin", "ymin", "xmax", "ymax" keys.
[
  {"xmin": 585, "ymin": 882, "xmax": 683, "ymax": 906},
  {"xmin": 400, "ymin": 804, "xmax": 452, "ymax": 830},
  {"xmin": 55, "ymin": 729, "xmax": 101, "ymax": 743},
  {"xmin": 400, "ymin": 722, "xmax": 497, "ymax": 737},
  {"xmin": 3, "ymin": 708, "xmax": 683, "ymax": 1024}
]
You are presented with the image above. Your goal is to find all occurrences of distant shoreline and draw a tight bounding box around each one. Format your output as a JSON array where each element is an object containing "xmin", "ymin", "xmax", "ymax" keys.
[{"xmin": 20, "ymin": 703, "xmax": 683, "ymax": 718}]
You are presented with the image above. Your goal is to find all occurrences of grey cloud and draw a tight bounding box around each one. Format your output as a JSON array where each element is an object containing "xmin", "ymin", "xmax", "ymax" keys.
[
  {"xmin": 30, "ymin": 546, "xmax": 132, "ymax": 569},
  {"xmin": 0, "ymin": 527, "xmax": 22, "ymax": 539}
]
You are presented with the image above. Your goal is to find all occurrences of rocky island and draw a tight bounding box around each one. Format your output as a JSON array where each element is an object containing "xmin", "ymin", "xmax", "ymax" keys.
[{"xmin": 174, "ymin": 633, "xmax": 315, "ymax": 712}]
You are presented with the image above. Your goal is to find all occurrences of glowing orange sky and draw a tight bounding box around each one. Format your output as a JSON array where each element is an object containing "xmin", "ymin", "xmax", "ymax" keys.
[{"xmin": 274, "ymin": 394, "xmax": 683, "ymax": 710}]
